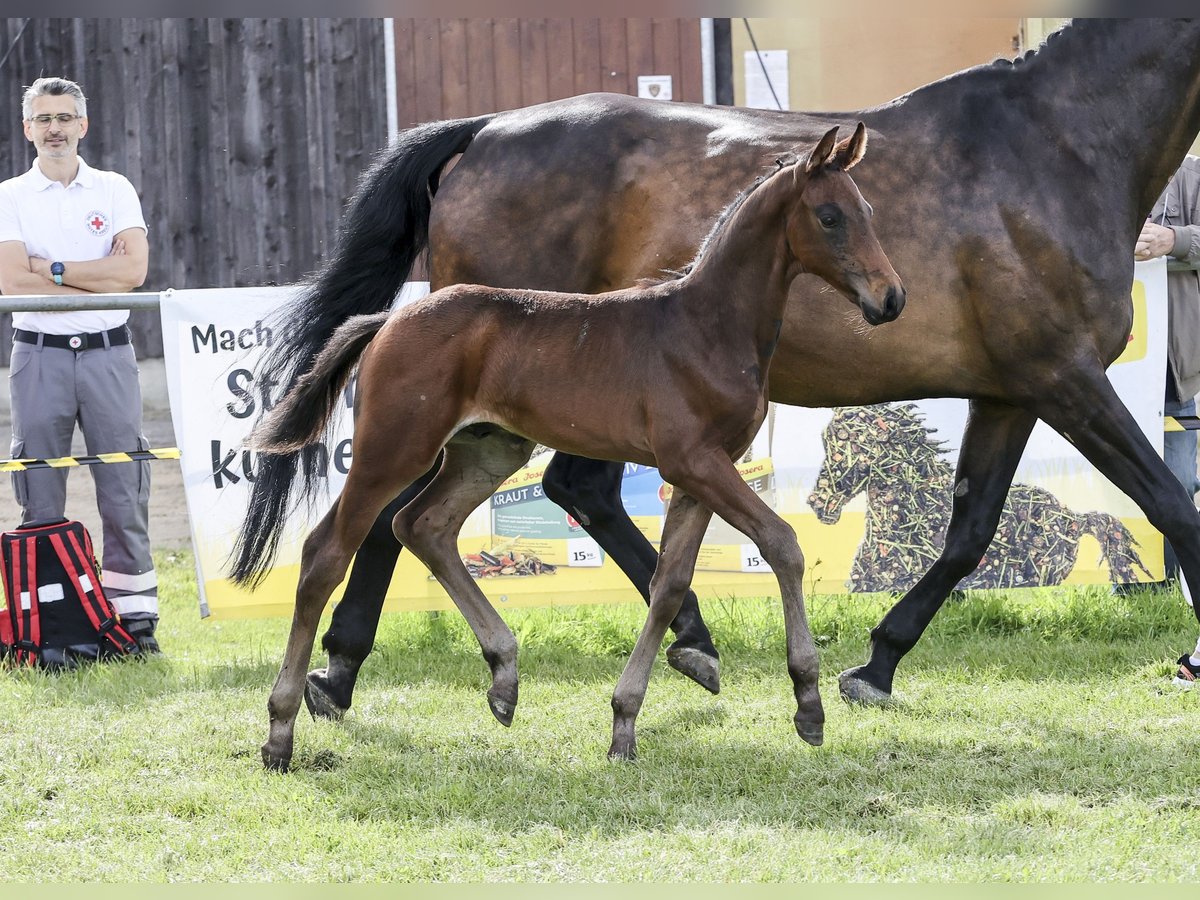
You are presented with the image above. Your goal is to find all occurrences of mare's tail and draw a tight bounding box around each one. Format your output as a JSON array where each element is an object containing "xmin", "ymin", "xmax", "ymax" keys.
[
  {"xmin": 1083, "ymin": 511, "xmax": 1152, "ymax": 585},
  {"xmin": 229, "ymin": 114, "xmax": 490, "ymax": 588}
]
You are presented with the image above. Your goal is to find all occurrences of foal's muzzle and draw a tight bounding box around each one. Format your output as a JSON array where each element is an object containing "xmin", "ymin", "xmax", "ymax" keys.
[{"xmin": 860, "ymin": 284, "xmax": 906, "ymax": 326}]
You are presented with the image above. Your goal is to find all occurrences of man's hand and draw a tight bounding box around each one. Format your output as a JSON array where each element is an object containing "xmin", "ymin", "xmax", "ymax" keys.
[
  {"xmin": 29, "ymin": 238, "xmax": 127, "ymax": 277},
  {"xmin": 1135, "ymin": 220, "xmax": 1177, "ymax": 261}
]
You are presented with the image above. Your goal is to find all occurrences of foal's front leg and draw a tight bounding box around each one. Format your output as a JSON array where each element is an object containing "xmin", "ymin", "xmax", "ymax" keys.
[
  {"xmin": 675, "ymin": 452, "xmax": 823, "ymax": 746},
  {"xmin": 610, "ymin": 491, "xmax": 713, "ymax": 760}
]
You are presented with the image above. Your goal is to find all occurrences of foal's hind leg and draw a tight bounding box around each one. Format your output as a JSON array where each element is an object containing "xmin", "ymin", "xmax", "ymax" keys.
[
  {"xmin": 392, "ymin": 426, "xmax": 535, "ymax": 726},
  {"xmin": 263, "ymin": 480, "xmax": 408, "ymax": 770},
  {"xmin": 670, "ymin": 451, "xmax": 824, "ymax": 746},
  {"xmin": 610, "ymin": 491, "xmax": 713, "ymax": 760},
  {"xmin": 543, "ymin": 453, "xmax": 721, "ymax": 694}
]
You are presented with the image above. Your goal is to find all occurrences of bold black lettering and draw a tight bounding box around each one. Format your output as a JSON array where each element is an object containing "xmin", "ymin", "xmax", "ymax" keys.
[
  {"xmin": 192, "ymin": 324, "xmax": 218, "ymax": 354},
  {"xmin": 211, "ymin": 440, "xmax": 240, "ymax": 488},
  {"xmin": 333, "ymin": 439, "xmax": 353, "ymax": 474},
  {"xmin": 226, "ymin": 369, "xmax": 256, "ymax": 419},
  {"xmin": 255, "ymin": 319, "xmax": 273, "ymax": 347}
]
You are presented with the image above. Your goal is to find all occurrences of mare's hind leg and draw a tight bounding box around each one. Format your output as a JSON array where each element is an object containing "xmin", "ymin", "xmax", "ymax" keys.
[
  {"xmin": 610, "ymin": 491, "xmax": 713, "ymax": 760},
  {"xmin": 392, "ymin": 425, "xmax": 535, "ymax": 726},
  {"xmin": 543, "ymin": 453, "xmax": 721, "ymax": 694},
  {"xmin": 670, "ymin": 451, "xmax": 823, "ymax": 746},
  {"xmin": 839, "ymin": 400, "xmax": 1036, "ymax": 705},
  {"xmin": 306, "ymin": 464, "xmax": 437, "ymax": 721}
]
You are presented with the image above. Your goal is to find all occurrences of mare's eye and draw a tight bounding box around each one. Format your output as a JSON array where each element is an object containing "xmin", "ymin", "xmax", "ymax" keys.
[{"xmin": 819, "ymin": 214, "xmax": 838, "ymax": 229}]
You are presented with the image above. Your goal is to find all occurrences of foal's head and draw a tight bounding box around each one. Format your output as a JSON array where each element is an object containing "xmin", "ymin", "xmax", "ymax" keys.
[{"xmin": 787, "ymin": 124, "xmax": 905, "ymax": 326}]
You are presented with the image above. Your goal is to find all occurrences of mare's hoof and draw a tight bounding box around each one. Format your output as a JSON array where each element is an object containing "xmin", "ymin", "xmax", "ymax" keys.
[
  {"xmin": 304, "ymin": 669, "xmax": 348, "ymax": 722},
  {"xmin": 261, "ymin": 745, "xmax": 291, "ymax": 773},
  {"xmin": 838, "ymin": 667, "xmax": 894, "ymax": 706},
  {"xmin": 666, "ymin": 645, "xmax": 721, "ymax": 694},
  {"xmin": 487, "ymin": 691, "xmax": 516, "ymax": 727},
  {"xmin": 795, "ymin": 721, "xmax": 824, "ymax": 747},
  {"xmin": 607, "ymin": 742, "xmax": 637, "ymax": 762}
]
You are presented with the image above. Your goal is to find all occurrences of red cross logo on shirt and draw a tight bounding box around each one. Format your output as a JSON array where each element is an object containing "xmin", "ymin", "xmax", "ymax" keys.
[{"xmin": 84, "ymin": 210, "xmax": 110, "ymax": 236}]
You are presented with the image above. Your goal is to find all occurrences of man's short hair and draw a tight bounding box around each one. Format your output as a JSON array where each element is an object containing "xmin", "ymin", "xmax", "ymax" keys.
[{"xmin": 21, "ymin": 77, "xmax": 87, "ymax": 120}]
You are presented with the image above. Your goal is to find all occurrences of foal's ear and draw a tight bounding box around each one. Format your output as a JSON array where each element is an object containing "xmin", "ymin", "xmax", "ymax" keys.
[
  {"xmin": 802, "ymin": 126, "xmax": 840, "ymax": 175},
  {"xmin": 834, "ymin": 121, "xmax": 868, "ymax": 171}
]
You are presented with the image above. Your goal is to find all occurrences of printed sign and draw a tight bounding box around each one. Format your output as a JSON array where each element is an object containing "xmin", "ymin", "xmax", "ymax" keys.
[{"xmin": 161, "ymin": 260, "xmax": 1167, "ymax": 618}]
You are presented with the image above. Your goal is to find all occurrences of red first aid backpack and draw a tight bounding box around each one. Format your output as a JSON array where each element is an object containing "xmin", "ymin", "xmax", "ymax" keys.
[{"xmin": 0, "ymin": 519, "xmax": 139, "ymax": 668}]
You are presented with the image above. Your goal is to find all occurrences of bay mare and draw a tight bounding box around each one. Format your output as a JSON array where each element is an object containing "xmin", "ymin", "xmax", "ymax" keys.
[
  {"xmin": 238, "ymin": 20, "xmax": 1200, "ymax": 719},
  {"xmin": 246, "ymin": 128, "xmax": 904, "ymax": 769}
]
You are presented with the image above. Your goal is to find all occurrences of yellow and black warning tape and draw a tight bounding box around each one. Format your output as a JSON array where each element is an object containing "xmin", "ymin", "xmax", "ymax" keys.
[
  {"xmin": 0, "ymin": 448, "xmax": 180, "ymax": 473},
  {"xmin": 1167, "ymin": 416, "xmax": 1200, "ymax": 432}
]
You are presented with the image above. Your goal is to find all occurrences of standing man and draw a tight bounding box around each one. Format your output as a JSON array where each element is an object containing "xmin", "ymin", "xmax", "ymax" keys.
[
  {"xmin": 0, "ymin": 77, "xmax": 158, "ymax": 653},
  {"xmin": 1134, "ymin": 154, "xmax": 1200, "ymax": 686}
]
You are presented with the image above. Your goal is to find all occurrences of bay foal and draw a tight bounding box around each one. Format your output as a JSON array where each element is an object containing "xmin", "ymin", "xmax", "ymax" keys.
[{"xmin": 250, "ymin": 125, "xmax": 904, "ymax": 770}]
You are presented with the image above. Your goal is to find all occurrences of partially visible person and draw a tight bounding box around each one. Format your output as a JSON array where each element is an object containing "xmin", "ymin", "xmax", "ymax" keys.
[
  {"xmin": 1133, "ymin": 154, "xmax": 1200, "ymax": 686},
  {"xmin": 0, "ymin": 77, "xmax": 158, "ymax": 652}
]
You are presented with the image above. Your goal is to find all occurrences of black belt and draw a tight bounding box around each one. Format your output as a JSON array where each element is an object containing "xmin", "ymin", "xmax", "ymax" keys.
[{"xmin": 13, "ymin": 326, "xmax": 131, "ymax": 352}]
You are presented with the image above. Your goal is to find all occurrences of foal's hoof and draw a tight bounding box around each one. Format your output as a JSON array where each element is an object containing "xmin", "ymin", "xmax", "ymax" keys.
[
  {"xmin": 795, "ymin": 721, "xmax": 824, "ymax": 747},
  {"xmin": 838, "ymin": 667, "xmax": 894, "ymax": 706},
  {"xmin": 304, "ymin": 669, "xmax": 348, "ymax": 722},
  {"xmin": 666, "ymin": 644, "xmax": 721, "ymax": 695},
  {"xmin": 487, "ymin": 690, "xmax": 516, "ymax": 727}
]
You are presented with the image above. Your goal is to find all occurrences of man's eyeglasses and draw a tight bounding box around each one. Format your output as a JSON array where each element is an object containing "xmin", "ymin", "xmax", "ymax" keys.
[{"xmin": 28, "ymin": 114, "xmax": 80, "ymax": 127}]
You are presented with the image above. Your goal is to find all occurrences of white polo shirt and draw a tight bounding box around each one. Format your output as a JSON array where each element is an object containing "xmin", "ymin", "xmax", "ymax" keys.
[{"xmin": 0, "ymin": 156, "xmax": 147, "ymax": 334}]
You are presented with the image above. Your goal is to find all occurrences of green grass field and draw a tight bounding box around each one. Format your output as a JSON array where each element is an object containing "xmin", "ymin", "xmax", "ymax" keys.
[{"xmin": 1, "ymin": 549, "xmax": 1199, "ymax": 882}]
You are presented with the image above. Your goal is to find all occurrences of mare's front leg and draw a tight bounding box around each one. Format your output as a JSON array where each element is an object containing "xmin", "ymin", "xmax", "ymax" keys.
[
  {"xmin": 393, "ymin": 427, "xmax": 534, "ymax": 726},
  {"xmin": 307, "ymin": 464, "xmax": 437, "ymax": 720},
  {"xmin": 610, "ymin": 491, "xmax": 713, "ymax": 760},
  {"xmin": 840, "ymin": 399, "xmax": 1037, "ymax": 704},
  {"xmin": 543, "ymin": 452, "xmax": 721, "ymax": 693}
]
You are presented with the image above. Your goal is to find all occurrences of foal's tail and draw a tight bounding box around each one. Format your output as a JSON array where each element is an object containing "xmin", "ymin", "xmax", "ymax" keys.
[
  {"xmin": 230, "ymin": 114, "xmax": 491, "ymax": 588},
  {"xmin": 1084, "ymin": 511, "xmax": 1152, "ymax": 585},
  {"xmin": 251, "ymin": 312, "xmax": 392, "ymax": 455},
  {"xmin": 230, "ymin": 312, "xmax": 392, "ymax": 587}
]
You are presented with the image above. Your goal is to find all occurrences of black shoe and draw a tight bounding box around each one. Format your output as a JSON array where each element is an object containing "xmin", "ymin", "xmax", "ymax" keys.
[
  {"xmin": 134, "ymin": 633, "xmax": 161, "ymax": 655},
  {"xmin": 121, "ymin": 619, "xmax": 162, "ymax": 656}
]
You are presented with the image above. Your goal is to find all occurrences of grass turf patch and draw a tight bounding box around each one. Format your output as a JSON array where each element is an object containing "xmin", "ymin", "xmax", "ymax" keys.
[{"xmin": 0, "ymin": 549, "xmax": 1197, "ymax": 881}]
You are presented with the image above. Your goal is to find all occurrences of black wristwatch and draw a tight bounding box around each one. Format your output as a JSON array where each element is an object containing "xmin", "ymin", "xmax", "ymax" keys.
[{"xmin": 50, "ymin": 261, "xmax": 64, "ymax": 286}]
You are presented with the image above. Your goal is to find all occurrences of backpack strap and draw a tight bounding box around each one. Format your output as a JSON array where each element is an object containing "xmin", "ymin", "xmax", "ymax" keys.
[
  {"xmin": 9, "ymin": 534, "xmax": 42, "ymax": 666},
  {"xmin": 48, "ymin": 529, "xmax": 136, "ymax": 655}
]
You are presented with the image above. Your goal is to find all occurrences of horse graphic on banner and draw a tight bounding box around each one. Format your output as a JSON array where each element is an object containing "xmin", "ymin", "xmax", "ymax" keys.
[{"xmin": 807, "ymin": 403, "xmax": 1152, "ymax": 593}]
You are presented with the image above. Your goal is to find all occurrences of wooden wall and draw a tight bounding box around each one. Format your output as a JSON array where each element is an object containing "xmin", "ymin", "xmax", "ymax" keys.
[
  {"xmin": 0, "ymin": 18, "xmax": 388, "ymax": 362},
  {"xmin": 0, "ymin": 18, "xmax": 706, "ymax": 363},
  {"xmin": 392, "ymin": 19, "xmax": 704, "ymax": 125}
]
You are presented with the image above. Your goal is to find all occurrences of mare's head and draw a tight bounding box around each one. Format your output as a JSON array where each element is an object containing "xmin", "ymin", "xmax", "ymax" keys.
[{"xmin": 787, "ymin": 124, "xmax": 905, "ymax": 326}]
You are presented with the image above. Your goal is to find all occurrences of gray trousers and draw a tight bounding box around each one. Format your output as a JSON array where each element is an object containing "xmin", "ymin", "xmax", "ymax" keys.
[{"xmin": 8, "ymin": 335, "xmax": 156, "ymax": 621}]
